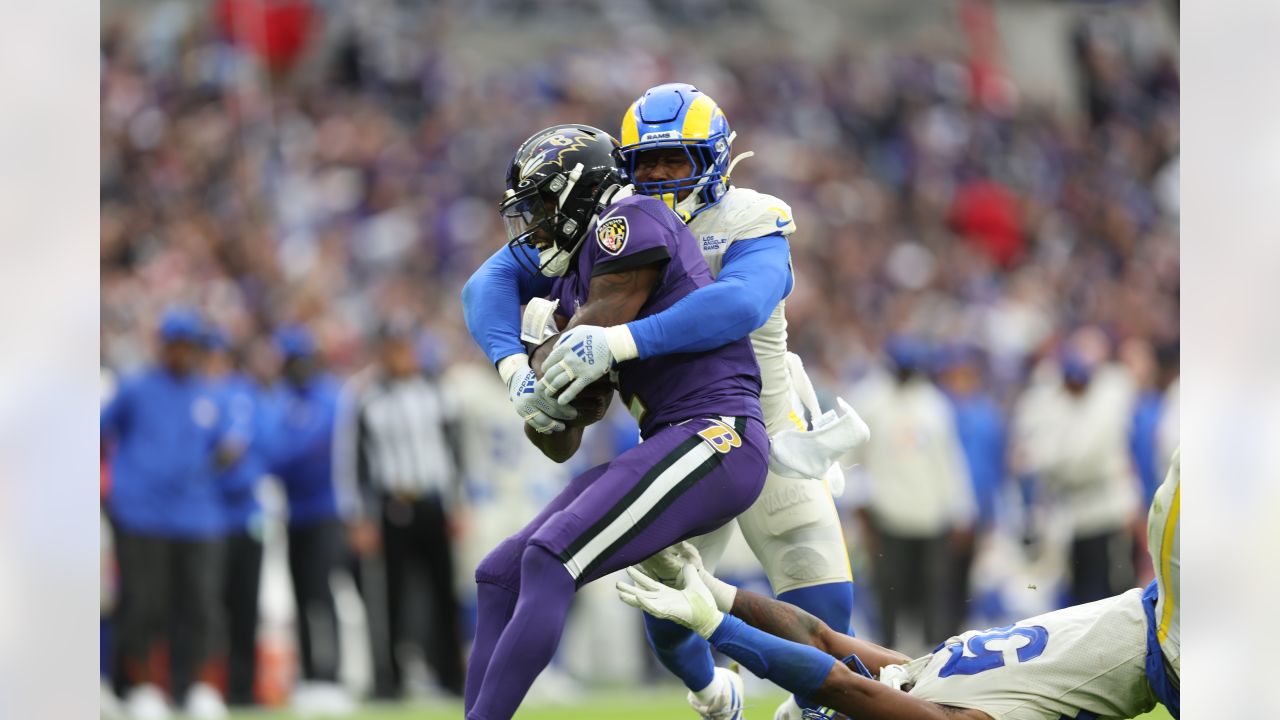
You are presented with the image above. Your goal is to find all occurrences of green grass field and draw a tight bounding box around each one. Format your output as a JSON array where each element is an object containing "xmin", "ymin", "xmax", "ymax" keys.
[{"xmin": 225, "ymin": 690, "xmax": 1175, "ymax": 719}]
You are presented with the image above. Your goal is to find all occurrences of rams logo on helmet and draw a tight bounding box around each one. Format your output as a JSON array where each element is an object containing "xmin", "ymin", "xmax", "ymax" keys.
[{"xmin": 596, "ymin": 216, "xmax": 628, "ymax": 255}]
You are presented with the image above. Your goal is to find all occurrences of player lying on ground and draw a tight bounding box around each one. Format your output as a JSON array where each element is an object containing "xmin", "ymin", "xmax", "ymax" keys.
[
  {"xmin": 461, "ymin": 124, "xmax": 770, "ymax": 720},
  {"xmin": 620, "ymin": 452, "xmax": 1181, "ymax": 720},
  {"xmin": 462, "ymin": 82, "xmax": 869, "ymax": 720}
]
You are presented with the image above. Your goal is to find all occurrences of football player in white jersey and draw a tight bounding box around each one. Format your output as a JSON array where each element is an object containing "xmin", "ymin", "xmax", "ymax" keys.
[
  {"xmin": 618, "ymin": 450, "xmax": 1182, "ymax": 720},
  {"xmin": 460, "ymin": 83, "xmax": 866, "ymax": 720}
]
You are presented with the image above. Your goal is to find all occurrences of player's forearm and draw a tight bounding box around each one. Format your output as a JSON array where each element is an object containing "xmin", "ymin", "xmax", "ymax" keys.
[
  {"xmin": 623, "ymin": 234, "xmax": 790, "ymax": 358},
  {"xmin": 729, "ymin": 587, "xmax": 833, "ymax": 656},
  {"xmin": 732, "ymin": 587, "xmax": 910, "ymax": 671},
  {"xmin": 461, "ymin": 246, "xmax": 551, "ymax": 367},
  {"xmin": 811, "ymin": 663, "xmax": 985, "ymax": 720},
  {"xmin": 707, "ymin": 615, "xmax": 835, "ymax": 701}
]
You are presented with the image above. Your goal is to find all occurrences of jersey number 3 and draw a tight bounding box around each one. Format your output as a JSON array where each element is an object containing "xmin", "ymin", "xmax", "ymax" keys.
[{"xmin": 938, "ymin": 625, "xmax": 1049, "ymax": 677}]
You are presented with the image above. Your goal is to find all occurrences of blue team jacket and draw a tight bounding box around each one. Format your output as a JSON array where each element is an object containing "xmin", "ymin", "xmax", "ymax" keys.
[
  {"xmin": 268, "ymin": 374, "xmax": 342, "ymax": 527},
  {"xmin": 101, "ymin": 367, "xmax": 229, "ymax": 539},
  {"xmin": 211, "ymin": 373, "xmax": 284, "ymax": 535}
]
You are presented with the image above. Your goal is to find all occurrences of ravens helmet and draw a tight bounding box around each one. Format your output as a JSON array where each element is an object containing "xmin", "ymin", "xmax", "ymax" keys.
[{"xmin": 500, "ymin": 124, "xmax": 626, "ymax": 277}]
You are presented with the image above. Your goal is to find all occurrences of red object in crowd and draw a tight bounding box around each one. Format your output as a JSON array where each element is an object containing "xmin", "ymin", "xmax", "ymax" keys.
[
  {"xmin": 949, "ymin": 179, "xmax": 1024, "ymax": 269},
  {"xmin": 214, "ymin": 0, "xmax": 317, "ymax": 72}
]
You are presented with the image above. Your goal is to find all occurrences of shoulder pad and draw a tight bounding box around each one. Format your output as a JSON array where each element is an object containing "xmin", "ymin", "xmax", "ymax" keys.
[{"xmin": 714, "ymin": 187, "xmax": 797, "ymax": 240}]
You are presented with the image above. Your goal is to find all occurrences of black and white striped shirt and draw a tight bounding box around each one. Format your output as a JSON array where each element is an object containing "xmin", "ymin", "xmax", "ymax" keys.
[{"xmin": 336, "ymin": 369, "xmax": 460, "ymax": 514}]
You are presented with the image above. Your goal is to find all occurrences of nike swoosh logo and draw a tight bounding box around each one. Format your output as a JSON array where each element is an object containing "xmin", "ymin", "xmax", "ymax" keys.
[{"xmin": 775, "ymin": 217, "xmax": 789, "ymax": 227}]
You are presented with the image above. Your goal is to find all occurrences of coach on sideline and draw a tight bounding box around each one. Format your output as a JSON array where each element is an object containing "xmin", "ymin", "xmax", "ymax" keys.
[
  {"xmin": 100, "ymin": 307, "xmax": 231, "ymax": 720},
  {"xmin": 267, "ymin": 325, "xmax": 354, "ymax": 713}
]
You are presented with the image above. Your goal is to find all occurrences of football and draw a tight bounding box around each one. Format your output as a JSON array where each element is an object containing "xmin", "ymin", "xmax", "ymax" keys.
[{"xmin": 566, "ymin": 377, "xmax": 614, "ymax": 427}]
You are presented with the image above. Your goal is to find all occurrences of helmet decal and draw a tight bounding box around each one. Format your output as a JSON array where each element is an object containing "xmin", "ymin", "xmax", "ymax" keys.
[{"xmin": 518, "ymin": 130, "xmax": 597, "ymax": 182}]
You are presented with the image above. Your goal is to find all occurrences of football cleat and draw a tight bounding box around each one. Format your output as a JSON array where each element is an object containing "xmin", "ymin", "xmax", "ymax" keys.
[
  {"xmin": 124, "ymin": 683, "xmax": 171, "ymax": 720},
  {"xmin": 688, "ymin": 665, "xmax": 745, "ymax": 720},
  {"xmin": 774, "ymin": 695, "xmax": 804, "ymax": 720},
  {"xmin": 183, "ymin": 682, "xmax": 228, "ymax": 720}
]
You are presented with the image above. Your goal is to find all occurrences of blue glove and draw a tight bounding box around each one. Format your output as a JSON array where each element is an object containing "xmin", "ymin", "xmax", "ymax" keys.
[{"xmin": 540, "ymin": 325, "xmax": 638, "ymax": 403}]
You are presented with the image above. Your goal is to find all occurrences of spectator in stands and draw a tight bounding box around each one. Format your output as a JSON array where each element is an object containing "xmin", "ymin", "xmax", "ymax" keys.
[
  {"xmin": 851, "ymin": 336, "xmax": 976, "ymax": 653},
  {"xmin": 268, "ymin": 325, "xmax": 354, "ymax": 715},
  {"xmin": 100, "ymin": 307, "xmax": 230, "ymax": 720}
]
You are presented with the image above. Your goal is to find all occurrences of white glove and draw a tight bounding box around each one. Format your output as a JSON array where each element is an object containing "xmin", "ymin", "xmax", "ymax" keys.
[
  {"xmin": 768, "ymin": 397, "xmax": 870, "ymax": 481},
  {"xmin": 502, "ymin": 355, "xmax": 576, "ymax": 434},
  {"xmin": 539, "ymin": 324, "xmax": 638, "ymax": 403},
  {"xmin": 617, "ymin": 565, "xmax": 724, "ymax": 639},
  {"xmin": 634, "ymin": 541, "xmax": 737, "ymax": 612}
]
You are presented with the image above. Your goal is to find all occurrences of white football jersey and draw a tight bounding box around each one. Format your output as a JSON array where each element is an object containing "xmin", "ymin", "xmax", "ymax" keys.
[
  {"xmin": 886, "ymin": 589, "xmax": 1157, "ymax": 720},
  {"xmin": 1147, "ymin": 447, "xmax": 1180, "ymax": 676},
  {"xmin": 689, "ymin": 186, "xmax": 797, "ymax": 435}
]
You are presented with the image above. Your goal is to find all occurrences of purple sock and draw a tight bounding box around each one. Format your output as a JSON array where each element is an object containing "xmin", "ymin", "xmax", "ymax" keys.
[
  {"xmin": 467, "ymin": 545, "xmax": 576, "ymax": 720},
  {"xmin": 464, "ymin": 580, "xmax": 519, "ymax": 713}
]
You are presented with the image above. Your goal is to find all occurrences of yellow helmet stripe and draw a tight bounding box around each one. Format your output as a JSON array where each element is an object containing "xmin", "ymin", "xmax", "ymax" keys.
[
  {"xmin": 680, "ymin": 95, "xmax": 717, "ymax": 139},
  {"xmin": 620, "ymin": 101, "xmax": 641, "ymax": 146}
]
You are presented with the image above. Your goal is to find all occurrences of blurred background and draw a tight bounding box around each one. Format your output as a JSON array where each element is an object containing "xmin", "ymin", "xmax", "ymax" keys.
[{"xmin": 98, "ymin": 0, "xmax": 1178, "ymax": 717}]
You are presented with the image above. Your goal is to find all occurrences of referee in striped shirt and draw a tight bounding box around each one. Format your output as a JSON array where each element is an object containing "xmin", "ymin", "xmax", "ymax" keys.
[{"xmin": 338, "ymin": 321, "xmax": 466, "ymax": 697}]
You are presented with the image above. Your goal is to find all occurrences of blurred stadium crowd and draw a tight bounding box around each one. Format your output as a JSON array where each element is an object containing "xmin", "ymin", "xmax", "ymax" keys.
[{"xmin": 99, "ymin": 0, "xmax": 1178, "ymax": 716}]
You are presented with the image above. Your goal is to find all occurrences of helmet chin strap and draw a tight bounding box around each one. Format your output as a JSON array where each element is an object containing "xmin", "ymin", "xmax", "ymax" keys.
[
  {"xmin": 539, "ymin": 162, "xmax": 606, "ymax": 278},
  {"xmin": 597, "ymin": 182, "xmax": 634, "ymax": 208},
  {"xmin": 726, "ymin": 150, "xmax": 755, "ymax": 179}
]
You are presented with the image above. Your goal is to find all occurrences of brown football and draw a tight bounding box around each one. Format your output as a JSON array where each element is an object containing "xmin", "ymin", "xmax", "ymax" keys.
[{"xmin": 567, "ymin": 378, "xmax": 614, "ymax": 427}]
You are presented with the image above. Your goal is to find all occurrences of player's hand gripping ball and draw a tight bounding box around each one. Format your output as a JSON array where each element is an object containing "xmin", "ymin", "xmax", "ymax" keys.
[{"xmin": 531, "ymin": 334, "xmax": 612, "ymax": 427}]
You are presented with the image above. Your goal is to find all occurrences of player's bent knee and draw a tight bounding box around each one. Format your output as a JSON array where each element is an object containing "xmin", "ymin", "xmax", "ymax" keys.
[
  {"xmin": 520, "ymin": 543, "xmax": 576, "ymax": 592},
  {"xmin": 475, "ymin": 536, "xmax": 526, "ymax": 591},
  {"xmin": 765, "ymin": 541, "xmax": 852, "ymax": 595}
]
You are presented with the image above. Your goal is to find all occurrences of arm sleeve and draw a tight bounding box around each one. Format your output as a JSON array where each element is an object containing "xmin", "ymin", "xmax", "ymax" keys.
[
  {"xmin": 623, "ymin": 234, "xmax": 792, "ymax": 359},
  {"xmin": 461, "ymin": 245, "xmax": 554, "ymax": 366},
  {"xmin": 707, "ymin": 615, "xmax": 836, "ymax": 700}
]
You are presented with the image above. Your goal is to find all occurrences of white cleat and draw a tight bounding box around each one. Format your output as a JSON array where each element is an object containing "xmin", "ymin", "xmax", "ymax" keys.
[
  {"xmin": 124, "ymin": 683, "xmax": 171, "ymax": 720},
  {"xmin": 101, "ymin": 681, "xmax": 126, "ymax": 720},
  {"xmin": 183, "ymin": 682, "xmax": 228, "ymax": 720},
  {"xmin": 773, "ymin": 695, "xmax": 804, "ymax": 720},
  {"xmin": 688, "ymin": 666, "xmax": 745, "ymax": 720}
]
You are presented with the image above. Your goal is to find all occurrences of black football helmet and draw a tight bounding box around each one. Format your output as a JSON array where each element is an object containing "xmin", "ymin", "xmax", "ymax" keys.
[{"xmin": 500, "ymin": 124, "xmax": 626, "ymax": 276}]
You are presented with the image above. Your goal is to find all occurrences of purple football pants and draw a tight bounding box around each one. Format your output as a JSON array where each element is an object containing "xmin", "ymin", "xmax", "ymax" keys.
[{"xmin": 465, "ymin": 415, "xmax": 767, "ymax": 720}]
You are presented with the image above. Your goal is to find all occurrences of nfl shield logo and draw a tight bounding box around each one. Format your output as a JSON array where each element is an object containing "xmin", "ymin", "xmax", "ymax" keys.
[{"xmin": 596, "ymin": 216, "xmax": 629, "ymax": 255}]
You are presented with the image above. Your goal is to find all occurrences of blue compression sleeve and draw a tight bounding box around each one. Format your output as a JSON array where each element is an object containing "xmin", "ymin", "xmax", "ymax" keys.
[
  {"xmin": 707, "ymin": 615, "xmax": 836, "ymax": 700},
  {"xmin": 625, "ymin": 234, "xmax": 792, "ymax": 359},
  {"xmin": 460, "ymin": 245, "xmax": 554, "ymax": 366}
]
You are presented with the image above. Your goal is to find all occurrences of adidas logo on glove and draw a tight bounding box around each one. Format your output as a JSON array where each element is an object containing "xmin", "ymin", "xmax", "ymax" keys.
[{"xmin": 572, "ymin": 337, "xmax": 595, "ymax": 364}]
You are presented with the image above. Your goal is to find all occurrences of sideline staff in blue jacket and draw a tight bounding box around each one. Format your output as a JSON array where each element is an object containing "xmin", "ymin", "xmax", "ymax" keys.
[
  {"xmin": 100, "ymin": 307, "xmax": 230, "ymax": 713},
  {"xmin": 205, "ymin": 329, "xmax": 285, "ymax": 706},
  {"xmin": 269, "ymin": 325, "xmax": 349, "ymax": 697}
]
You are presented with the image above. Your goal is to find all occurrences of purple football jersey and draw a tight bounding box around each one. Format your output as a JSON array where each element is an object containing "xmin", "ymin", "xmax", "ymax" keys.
[{"xmin": 549, "ymin": 194, "xmax": 762, "ymax": 438}]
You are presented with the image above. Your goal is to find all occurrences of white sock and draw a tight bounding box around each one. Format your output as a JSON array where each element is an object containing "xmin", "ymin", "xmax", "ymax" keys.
[{"xmin": 691, "ymin": 671, "xmax": 723, "ymax": 705}]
